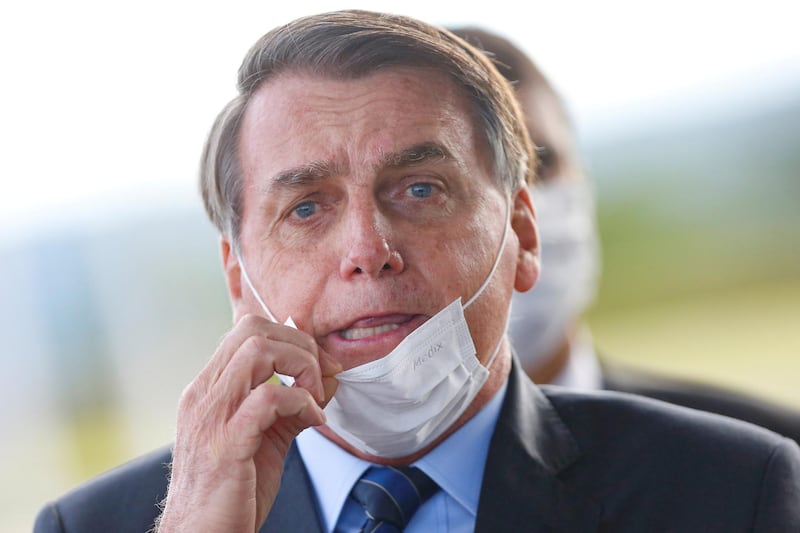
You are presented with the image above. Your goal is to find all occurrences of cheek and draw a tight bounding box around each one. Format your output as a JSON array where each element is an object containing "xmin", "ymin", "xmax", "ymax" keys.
[
  {"xmin": 261, "ymin": 241, "xmax": 336, "ymax": 318},
  {"xmin": 463, "ymin": 244, "xmax": 518, "ymax": 357},
  {"xmin": 432, "ymin": 220, "xmax": 496, "ymax": 298}
]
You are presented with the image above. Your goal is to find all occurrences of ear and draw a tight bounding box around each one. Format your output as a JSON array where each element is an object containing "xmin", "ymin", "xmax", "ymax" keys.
[
  {"xmin": 220, "ymin": 237, "xmax": 246, "ymax": 322},
  {"xmin": 511, "ymin": 186, "xmax": 540, "ymax": 292}
]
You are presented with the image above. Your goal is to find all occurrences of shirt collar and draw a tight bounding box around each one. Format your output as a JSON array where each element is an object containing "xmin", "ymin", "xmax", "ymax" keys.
[
  {"xmin": 296, "ymin": 427, "xmax": 370, "ymax": 532},
  {"xmin": 296, "ymin": 379, "xmax": 508, "ymax": 531},
  {"xmin": 416, "ymin": 378, "xmax": 507, "ymax": 516}
]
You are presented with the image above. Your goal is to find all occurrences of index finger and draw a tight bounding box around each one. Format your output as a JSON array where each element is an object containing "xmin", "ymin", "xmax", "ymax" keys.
[{"xmin": 275, "ymin": 317, "xmax": 342, "ymax": 386}]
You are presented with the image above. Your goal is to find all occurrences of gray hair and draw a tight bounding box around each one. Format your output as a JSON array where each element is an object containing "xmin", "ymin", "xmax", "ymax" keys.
[{"xmin": 200, "ymin": 10, "xmax": 535, "ymax": 248}]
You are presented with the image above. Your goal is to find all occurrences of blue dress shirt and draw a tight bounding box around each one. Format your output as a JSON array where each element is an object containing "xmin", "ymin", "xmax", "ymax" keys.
[{"xmin": 296, "ymin": 380, "xmax": 508, "ymax": 532}]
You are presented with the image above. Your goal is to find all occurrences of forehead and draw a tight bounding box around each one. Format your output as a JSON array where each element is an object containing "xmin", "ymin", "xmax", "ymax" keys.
[{"xmin": 238, "ymin": 67, "xmax": 490, "ymax": 181}]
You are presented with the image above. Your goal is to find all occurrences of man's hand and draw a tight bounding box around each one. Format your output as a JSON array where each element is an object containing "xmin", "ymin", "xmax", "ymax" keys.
[{"xmin": 156, "ymin": 314, "xmax": 340, "ymax": 532}]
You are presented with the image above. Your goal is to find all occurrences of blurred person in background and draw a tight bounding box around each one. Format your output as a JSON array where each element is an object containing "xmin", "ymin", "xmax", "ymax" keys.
[
  {"xmin": 450, "ymin": 26, "xmax": 800, "ymax": 443},
  {"xmin": 35, "ymin": 10, "xmax": 800, "ymax": 532}
]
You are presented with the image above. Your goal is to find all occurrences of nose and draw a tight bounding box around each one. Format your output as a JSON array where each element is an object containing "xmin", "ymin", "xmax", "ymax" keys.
[{"xmin": 339, "ymin": 204, "xmax": 404, "ymax": 279}]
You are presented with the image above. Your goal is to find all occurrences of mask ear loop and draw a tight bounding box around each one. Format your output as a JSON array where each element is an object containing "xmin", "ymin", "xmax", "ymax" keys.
[
  {"xmin": 237, "ymin": 254, "xmax": 279, "ymax": 323},
  {"xmin": 461, "ymin": 196, "xmax": 513, "ymax": 371},
  {"xmin": 237, "ymin": 254, "xmax": 298, "ymax": 385},
  {"xmin": 463, "ymin": 197, "xmax": 512, "ymax": 309}
]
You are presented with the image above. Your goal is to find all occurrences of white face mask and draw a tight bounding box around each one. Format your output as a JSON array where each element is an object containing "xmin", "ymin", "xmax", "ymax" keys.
[
  {"xmin": 238, "ymin": 200, "xmax": 511, "ymax": 458},
  {"xmin": 507, "ymin": 179, "xmax": 600, "ymax": 372}
]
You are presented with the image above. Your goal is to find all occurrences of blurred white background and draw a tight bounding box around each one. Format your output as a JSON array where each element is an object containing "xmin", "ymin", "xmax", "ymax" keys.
[{"xmin": 2, "ymin": 1, "xmax": 799, "ymax": 530}]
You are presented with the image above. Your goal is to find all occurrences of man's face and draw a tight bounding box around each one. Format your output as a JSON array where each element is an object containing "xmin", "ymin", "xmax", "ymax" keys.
[{"xmin": 225, "ymin": 67, "xmax": 537, "ymax": 371}]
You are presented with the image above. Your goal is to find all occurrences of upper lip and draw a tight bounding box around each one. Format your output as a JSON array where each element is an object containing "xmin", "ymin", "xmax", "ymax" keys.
[
  {"xmin": 329, "ymin": 312, "xmax": 424, "ymax": 340},
  {"xmin": 338, "ymin": 313, "xmax": 418, "ymax": 331}
]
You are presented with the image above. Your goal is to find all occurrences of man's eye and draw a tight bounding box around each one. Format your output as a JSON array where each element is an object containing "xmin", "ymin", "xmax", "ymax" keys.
[
  {"xmin": 407, "ymin": 183, "xmax": 434, "ymax": 198},
  {"xmin": 293, "ymin": 201, "xmax": 317, "ymax": 219},
  {"xmin": 535, "ymin": 145, "xmax": 558, "ymax": 182}
]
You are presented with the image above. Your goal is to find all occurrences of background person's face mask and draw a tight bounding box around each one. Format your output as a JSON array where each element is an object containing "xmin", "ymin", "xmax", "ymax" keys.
[
  {"xmin": 507, "ymin": 179, "xmax": 600, "ymax": 373},
  {"xmin": 239, "ymin": 199, "xmax": 511, "ymax": 458}
]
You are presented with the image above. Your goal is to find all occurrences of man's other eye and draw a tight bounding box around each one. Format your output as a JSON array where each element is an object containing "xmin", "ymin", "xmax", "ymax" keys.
[
  {"xmin": 293, "ymin": 201, "xmax": 317, "ymax": 219},
  {"xmin": 407, "ymin": 183, "xmax": 434, "ymax": 198}
]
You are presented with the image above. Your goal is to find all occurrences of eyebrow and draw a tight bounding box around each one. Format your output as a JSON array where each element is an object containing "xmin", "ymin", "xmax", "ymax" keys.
[
  {"xmin": 268, "ymin": 141, "xmax": 451, "ymax": 191},
  {"xmin": 381, "ymin": 142, "xmax": 450, "ymax": 169},
  {"xmin": 271, "ymin": 160, "xmax": 341, "ymax": 190}
]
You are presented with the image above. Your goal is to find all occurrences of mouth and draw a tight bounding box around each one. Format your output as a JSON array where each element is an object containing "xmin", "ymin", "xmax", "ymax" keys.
[
  {"xmin": 323, "ymin": 313, "xmax": 429, "ymax": 369},
  {"xmin": 333, "ymin": 313, "xmax": 425, "ymax": 344},
  {"xmin": 340, "ymin": 322, "xmax": 403, "ymax": 340}
]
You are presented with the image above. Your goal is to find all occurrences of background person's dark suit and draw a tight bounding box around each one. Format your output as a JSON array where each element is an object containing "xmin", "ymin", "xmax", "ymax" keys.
[
  {"xmin": 34, "ymin": 361, "xmax": 800, "ymax": 532},
  {"xmin": 601, "ymin": 359, "xmax": 800, "ymax": 444}
]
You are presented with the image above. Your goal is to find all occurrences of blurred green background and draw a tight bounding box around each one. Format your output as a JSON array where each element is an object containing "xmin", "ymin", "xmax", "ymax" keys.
[{"xmin": 584, "ymin": 96, "xmax": 800, "ymax": 407}]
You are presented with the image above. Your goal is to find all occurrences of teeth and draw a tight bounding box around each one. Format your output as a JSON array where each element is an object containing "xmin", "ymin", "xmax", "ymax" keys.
[{"xmin": 341, "ymin": 323, "xmax": 401, "ymax": 340}]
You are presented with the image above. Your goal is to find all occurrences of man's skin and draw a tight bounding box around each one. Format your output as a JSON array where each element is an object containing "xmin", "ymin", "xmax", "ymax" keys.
[{"xmin": 158, "ymin": 67, "xmax": 540, "ymax": 532}]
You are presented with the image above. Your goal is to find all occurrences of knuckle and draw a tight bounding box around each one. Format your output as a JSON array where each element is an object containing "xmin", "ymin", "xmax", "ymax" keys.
[
  {"xmin": 239, "ymin": 313, "xmax": 266, "ymax": 330},
  {"xmin": 241, "ymin": 334, "xmax": 270, "ymax": 359},
  {"xmin": 178, "ymin": 381, "xmax": 199, "ymax": 412},
  {"xmin": 298, "ymin": 330, "xmax": 319, "ymax": 357},
  {"xmin": 179, "ymin": 381, "xmax": 196, "ymax": 400}
]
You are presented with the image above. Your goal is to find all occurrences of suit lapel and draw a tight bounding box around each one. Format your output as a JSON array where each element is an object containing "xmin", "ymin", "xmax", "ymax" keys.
[
  {"xmin": 475, "ymin": 360, "xmax": 602, "ymax": 532},
  {"xmin": 260, "ymin": 441, "xmax": 324, "ymax": 533},
  {"xmin": 260, "ymin": 360, "xmax": 602, "ymax": 532}
]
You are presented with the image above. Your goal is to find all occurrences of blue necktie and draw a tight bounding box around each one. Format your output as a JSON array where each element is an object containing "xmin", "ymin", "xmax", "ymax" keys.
[{"xmin": 350, "ymin": 466, "xmax": 439, "ymax": 532}]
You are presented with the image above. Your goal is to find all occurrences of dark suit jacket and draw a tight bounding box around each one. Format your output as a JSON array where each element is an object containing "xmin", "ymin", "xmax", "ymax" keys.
[
  {"xmin": 35, "ymin": 362, "xmax": 800, "ymax": 532},
  {"xmin": 601, "ymin": 359, "xmax": 800, "ymax": 444}
]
